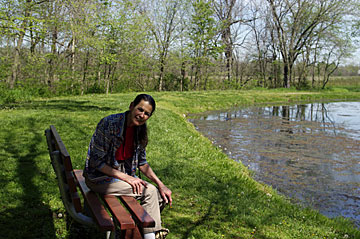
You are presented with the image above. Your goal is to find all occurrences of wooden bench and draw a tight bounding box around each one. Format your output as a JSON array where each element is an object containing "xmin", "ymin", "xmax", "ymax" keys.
[{"xmin": 45, "ymin": 125, "xmax": 155, "ymax": 239}]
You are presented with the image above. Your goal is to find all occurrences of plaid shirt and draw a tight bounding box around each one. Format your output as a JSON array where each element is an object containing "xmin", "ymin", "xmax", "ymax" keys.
[{"xmin": 83, "ymin": 112, "xmax": 148, "ymax": 183}]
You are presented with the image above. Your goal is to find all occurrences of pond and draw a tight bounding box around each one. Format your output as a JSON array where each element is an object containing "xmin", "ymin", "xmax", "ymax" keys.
[{"xmin": 188, "ymin": 101, "xmax": 360, "ymax": 227}]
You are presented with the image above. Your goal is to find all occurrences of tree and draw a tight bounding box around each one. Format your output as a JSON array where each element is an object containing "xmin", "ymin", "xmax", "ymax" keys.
[
  {"xmin": 319, "ymin": 31, "xmax": 352, "ymax": 88},
  {"xmin": 142, "ymin": 0, "xmax": 187, "ymax": 91},
  {"xmin": 9, "ymin": 0, "xmax": 32, "ymax": 88},
  {"xmin": 212, "ymin": 0, "xmax": 250, "ymax": 83},
  {"xmin": 189, "ymin": 0, "xmax": 221, "ymax": 90},
  {"xmin": 266, "ymin": 0, "xmax": 353, "ymax": 88},
  {"xmin": 246, "ymin": 0, "xmax": 272, "ymax": 87}
]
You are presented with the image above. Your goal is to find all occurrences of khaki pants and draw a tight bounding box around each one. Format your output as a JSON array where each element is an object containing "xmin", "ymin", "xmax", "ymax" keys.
[{"xmin": 85, "ymin": 179, "xmax": 165, "ymax": 234}]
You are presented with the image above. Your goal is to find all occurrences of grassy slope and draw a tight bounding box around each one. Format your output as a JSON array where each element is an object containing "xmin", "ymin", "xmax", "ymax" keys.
[{"xmin": 0, "ymin": 89, "xmax": 359, "ymax": 239}]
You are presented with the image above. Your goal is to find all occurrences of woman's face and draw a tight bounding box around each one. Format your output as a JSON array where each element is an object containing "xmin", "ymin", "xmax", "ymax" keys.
[{"xmin": 127, "ymin": 100, "xmax": 153, "ymax": 127}]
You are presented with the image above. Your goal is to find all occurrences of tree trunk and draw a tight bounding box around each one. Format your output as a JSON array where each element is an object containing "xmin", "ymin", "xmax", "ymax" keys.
[
  {"xmin": 70, "ymin": 35, "xmax": 76, "ymax": 92},
  {"xmin": 203, "ymin": 65, "xmax": 208, "ymax": 90},
  {"xmin": 312, "ymin": 45, "xmax": 318, "ymax": 88},
  {"xmin": 48, "ymin": 25, "xmax": 58, "ymax": 89},
  {"xmin": 283, "ymin": 64, "xmax": 289, "ymax": 88},
  {"xmin": 223, "ymin": 27, "xmax": 233, "ymax": 82},
  {"xmin": 10, "ymin": 0, "xmax": 32, "ymax": 88},
  {"xmin": 105, "ymin": 64, "xmax": 111, "ymax": 95},
  {"xmin": 11, "ymin": 38, "xmax": 23, "ymax": 88},
  {"xmin": 214, "ymin": 0, "xmax": 236, "ymax": 83},
  {"xmin": 190, "ymin": 64, "xmax": 194, "ymax": 88},
  {"xmin": 194, "ymin": 61, "xmax": 200, "ymax": 90},
  {"xmin": 158, "ymin": 55, "xmax": 165, "ymax": 91},
  {"xmin": 81, "ymin": 50, "xmax": 90, "ymax": 95},
  {"xmin": 180, "ymin": 60, "xmax": 186, "ymax": 91}
]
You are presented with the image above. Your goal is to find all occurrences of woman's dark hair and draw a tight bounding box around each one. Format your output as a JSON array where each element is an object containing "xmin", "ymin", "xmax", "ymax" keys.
[{"xmin": 133, "ymin": 94, "xmax": 156, "ymax": 148}]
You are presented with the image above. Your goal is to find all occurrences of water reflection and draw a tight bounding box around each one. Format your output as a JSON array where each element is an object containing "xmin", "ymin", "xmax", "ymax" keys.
[{"xmin": 189, "ymin": 102, "xmax": 360, "ymax": 227}]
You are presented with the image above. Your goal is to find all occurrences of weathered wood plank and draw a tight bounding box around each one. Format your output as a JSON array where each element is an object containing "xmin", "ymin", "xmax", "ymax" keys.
[
  {"xmin": 119, "ymin": 196, "xmax": 155, "ymax": 228},
  {"xmin": 102, "ymin": 195, "xmax": 135, "ymax": 230}
]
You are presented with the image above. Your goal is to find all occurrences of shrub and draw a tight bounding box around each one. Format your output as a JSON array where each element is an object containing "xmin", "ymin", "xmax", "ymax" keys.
[{"xmin": 0, "ymin": 82, "xmax": 52, "ymax": 105}]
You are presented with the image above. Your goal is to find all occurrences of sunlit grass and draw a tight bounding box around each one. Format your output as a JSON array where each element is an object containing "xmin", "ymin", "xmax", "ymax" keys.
[{"xmin": 1, "ymin": 89, "xmax": 359, "ymax": 238}]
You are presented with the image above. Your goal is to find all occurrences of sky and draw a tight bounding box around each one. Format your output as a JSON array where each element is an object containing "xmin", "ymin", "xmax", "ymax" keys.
[{"xmin": 344, "ymin": 48, "xmax": 360, "ymax": 66}]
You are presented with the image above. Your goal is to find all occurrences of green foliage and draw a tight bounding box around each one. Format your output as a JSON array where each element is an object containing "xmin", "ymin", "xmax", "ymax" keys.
[
  {"xmin": 296, "ymin": 77, "xmax": 311, "ymax": 90},
  {"xmin": 189, "ymin": 2, "xmax": 220, "ymax": 58},
  {"xmin": 1, "ymin": 0, "xmax": 359, "ymax": 94},
  {"xmin": 85, "ymin": 83, "xmax": 105, "ymax": 94},
  {"xmin": 186, "ymin": 0, "xmax": 224, "ymax": 89},
  {"xmin": 0, "ymin": 82, "xmax": 52, "ymax": 105},
  {"xmin": 0, "ymin": 55, "xmax": 11, "ymax": 80},
  {"xmin": 162, "ymin": 73, "xmax": 182, "ymax": 91}
]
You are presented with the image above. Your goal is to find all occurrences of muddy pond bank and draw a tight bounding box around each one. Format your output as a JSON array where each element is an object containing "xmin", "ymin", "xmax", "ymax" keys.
[{"xmin": 188, "ymin": 101, "xmax": 360, "ymax": 227}]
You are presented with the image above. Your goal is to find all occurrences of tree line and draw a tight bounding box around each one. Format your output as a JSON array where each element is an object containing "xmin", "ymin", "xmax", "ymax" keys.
[{"xmin": 1, "ymin": 0, "xmax": 359, "ymax": 96}]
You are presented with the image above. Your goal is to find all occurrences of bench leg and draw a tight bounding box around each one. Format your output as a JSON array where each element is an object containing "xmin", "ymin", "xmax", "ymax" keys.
[{"xmin": 123, "ymin": 227, "xmax": 142, "ymax": 239}]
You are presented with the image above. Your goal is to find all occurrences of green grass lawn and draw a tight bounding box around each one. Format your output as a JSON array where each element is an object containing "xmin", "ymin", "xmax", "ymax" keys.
[{"xmin": 1, "ymin": 89, "xmax": 360, "ymax": 239}]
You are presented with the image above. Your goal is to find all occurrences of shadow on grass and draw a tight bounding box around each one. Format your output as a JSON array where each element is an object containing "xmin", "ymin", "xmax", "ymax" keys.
[
  {"xmin": 0, "ymin": 117, "xmax": 105, "ymax": 238},
  {"xmin": 181, "ymin": 204, "xmax": 214, "ymax": 239},
  {"xmin": 2, "ymin": 99, "xmax": 113, "ymax": 112},
  {"xmin": 0, "ymin": 118, "xmax": 56, "ymax": 238}
]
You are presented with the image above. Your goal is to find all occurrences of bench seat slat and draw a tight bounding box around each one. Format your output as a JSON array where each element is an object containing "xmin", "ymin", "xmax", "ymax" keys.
[
  {"xmin": 74, "ymin": 170, "xmax": 114, "ymax": 231},
  {"xmin": 119, "ymin": 196, "xmax": 155, "ymax": 228},
  {"xmin": 103, "ymin": 195, "xmax": 135, "ymax": 230}
]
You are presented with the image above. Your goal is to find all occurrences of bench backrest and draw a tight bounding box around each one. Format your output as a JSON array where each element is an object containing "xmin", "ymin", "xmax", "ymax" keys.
[
  {"xmin": 46, "ymin": 125, "xmax": 117, "ymax": 231},
  {"xmin": 45, "ymin": 125, "xmax": 82, "ymax": 212}
]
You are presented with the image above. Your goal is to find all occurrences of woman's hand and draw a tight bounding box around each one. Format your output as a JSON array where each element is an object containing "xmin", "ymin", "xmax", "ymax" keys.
[
  {"xmin": 99, "ymin": 164, "xmax": 147, "ymax": 195},
  {"xmin": 139, "ymin": 163, "xmax": 173, "ymax": 206},
  {"xmin": 124, "ymin": 175, "xmax": 147, "ymax": 195},
  {"xmin": 158, "ymin": 184, "xmax": 172, "ymax": 206}
]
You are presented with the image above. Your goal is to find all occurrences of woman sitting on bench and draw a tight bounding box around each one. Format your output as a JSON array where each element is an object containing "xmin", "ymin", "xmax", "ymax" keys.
[{"xmin": 83, "ymin": 94, "xmax": 172, "ymax": 239}]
